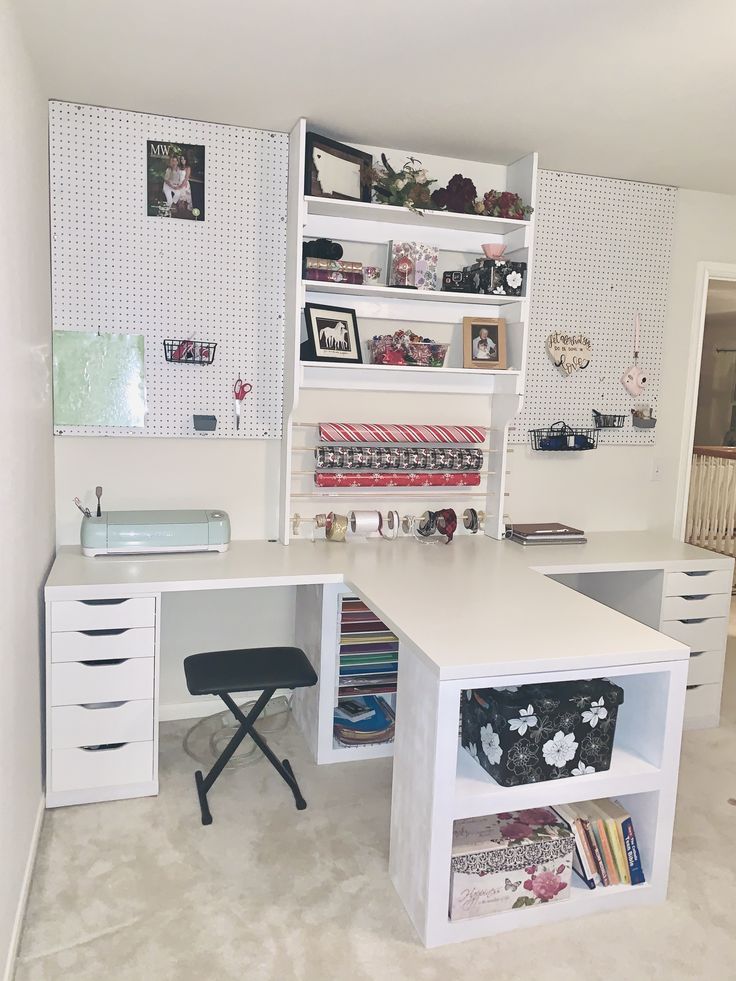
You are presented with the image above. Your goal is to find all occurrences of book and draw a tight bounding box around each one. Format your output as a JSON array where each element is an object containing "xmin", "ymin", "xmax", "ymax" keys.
[
  {"xmin": 304, "ymin": 269, "xmax": 364, "ymax": 285},
  {"xmin": 511, "ymin": 522, "xmax": 585, "ymax": 540},
  {"xmin": 511, "ymin": 533, "xmax": 587, "ymax": 546},
  {"xmin": 593, "ymin": 798, "xmax": 645, "ymax": 885},
  {"xmin": 305, "ymin": 257, "xmax": 363, "ymax": 272},
  {"xmin": 581, "ymin": 817, "xmax": 610, "ymax": 886},
  {"xmin": 552, "ymin": 805, "xmax": 598, "ymax": 889}
]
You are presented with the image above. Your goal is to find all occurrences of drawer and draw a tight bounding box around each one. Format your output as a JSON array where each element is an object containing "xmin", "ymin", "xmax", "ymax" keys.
[
  {"xmin": 51, "ymin": 597, "xmax": 155, "ymax": 633},
  {"xmin": 661, "ymin": 593, "xmax": 731, "ymax": 620},
  {"xmin": 51, "ymin": 627, "xmax": 155, "ymax": 663},
  {"xmin": 51, "ymin": 699, "xmax": 154, "ymax": 749},
  {"xmin": 665, "ymin": 569, "xmax": 732, "ymax": 597},
  {"xmin": 684, "ymin": 683, "xmax": 722, "ymax": 726},
  {"xmin": 687, "ymin": 650, "xmax": 725, "ymax": 687},
  {"xmin": 659, "ymin": 617, "xmax": 727, "ymax": 651},
  {"xmin": 51, "ymin": 658, "xmax": 154, "ymax": 706},
  {"xmin": 50, "ymin": 741, "xmax": 154, "ymax": 793}
]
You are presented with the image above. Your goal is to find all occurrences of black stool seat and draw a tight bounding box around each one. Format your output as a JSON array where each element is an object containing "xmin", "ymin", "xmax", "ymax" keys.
[
  {"xmin": 182, "ymin": 646, "xmax": 317, "ymax": 826},
  {"xmin": 184, "ymin": 646, "xmax": 317, "ymax": 696}
]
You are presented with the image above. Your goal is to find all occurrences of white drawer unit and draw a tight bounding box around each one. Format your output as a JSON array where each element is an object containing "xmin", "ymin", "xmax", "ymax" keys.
[
  {"xmin": 50, "ymin": 741, "xmax": 154, "ymax": 793},
  {"xmin": 661, "ymin": 593, "xmax": 731, "ymax": 621},
  {"xmin": 665, "ymin": 569, "xmax": 732, "ymax": 597},
  {"xmin": 659, "ymin": 617, "xmax": 728, "ymax": 652},
  {"xmin": 51, "ymin": 699, "xmax": 154, "ymax": 749},
  {"xmin": 51, "ymin": 627, "xmax": 155, "ymax": 663},
  {"xmin": 51, "ymin": 657, "xmax": 154, "ymax": 706},
  {"xmin": 51, "ymin": 597, "xmax": 156, "ymax": 632},
  {"xmin": 687, "ymin": 650, "xmax": 725, "ymax": 687},
  {"xmin": 684, "ymin": 682, "xmax": 723, "ymax": 728}
]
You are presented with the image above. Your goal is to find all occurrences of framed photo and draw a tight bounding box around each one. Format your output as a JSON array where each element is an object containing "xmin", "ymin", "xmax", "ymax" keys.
[
  {"xmin": 463, "ymin": 317, "xmax": 507, "ymax": 369},
  {"xmin": 302, "ymin": 303, "xmax": 363, "ymax": 364},
  {"xmin": 305, "ymin": 133, "xmax": 372, "ymax": 203},
  {"xmin": 147, "ymin": 140, "xmax": 205, "ymax": 220}
]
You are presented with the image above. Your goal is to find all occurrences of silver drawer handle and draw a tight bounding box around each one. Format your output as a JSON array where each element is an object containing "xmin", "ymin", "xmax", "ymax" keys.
[
  {"xmin": 80, "ymin": 742, "xmax": 127, "ymax": 752},
  {"xmin": 80, "ymin": 628, "xmax": 130, "ymax": 637},
  {"xmin": 80, "ymin": 658, "xmax": 129, "ymax": 667},
  {"xmin": 79, "ymin": 701, "xmax": 128, "ymax": 710},
  {"xmin": 686, "ymin": 684, "xmax": 701, "ymax": 691},
  {"xmin": 683, "ymin": 571, "xmax": 712, "ymax": 577},
  {"xmin": 681, "ymin": 595, "xmax": 707, "ymax": 601},
  {"xmin": 679, "ymin": 618, "xmax": 707, "ymax": 625},
  {"xmin": 80, "ymin": 599, "xmax": 130, "ymax": 606},
  {"xmin": 690, "ymin": 651, "xmax": 706, "ymax": 658}
]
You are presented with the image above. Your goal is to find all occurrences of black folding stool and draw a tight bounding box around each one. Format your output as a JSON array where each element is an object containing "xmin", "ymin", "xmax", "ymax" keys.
[{"xmin": 183, "ymin": 646, "xmax": 318, "ymax": 825}]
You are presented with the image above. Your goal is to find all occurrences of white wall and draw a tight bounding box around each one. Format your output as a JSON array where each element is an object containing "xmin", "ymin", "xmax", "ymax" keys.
[
  {"xmin": 654, "ymin": 190, "xmax": 736, "ymax": 532},
  {"xmin": 0, "ymin": 2, "xmax": 55, "ymax": 976}
]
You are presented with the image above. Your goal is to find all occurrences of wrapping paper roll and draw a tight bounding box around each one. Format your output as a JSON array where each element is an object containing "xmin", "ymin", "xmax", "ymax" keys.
[
  {"xmin": 319, "ymin": 423, "xmax": 486, "ymax": 445},
  {"xmin": 314, "ymin": 472, "xmax": 481, "ymax": 488},
  {"xmin": 315, "ymin": 445, "xmax": 484, "ymax": 471},
  {"xmin": 349, "ymin": 510, "xmax": 381, "ymax": 535}
]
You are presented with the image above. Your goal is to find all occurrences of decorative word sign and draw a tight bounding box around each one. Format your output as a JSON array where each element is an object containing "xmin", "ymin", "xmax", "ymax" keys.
[{"xmin": 546, "ymin": 331, "xmax": 592, "ymax": 376}]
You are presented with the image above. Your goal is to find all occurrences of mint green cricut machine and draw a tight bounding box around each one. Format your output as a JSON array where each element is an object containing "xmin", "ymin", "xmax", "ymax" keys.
[{"xmin": 80, "ymin": 509, "xmax": 231, "ymax": 557}]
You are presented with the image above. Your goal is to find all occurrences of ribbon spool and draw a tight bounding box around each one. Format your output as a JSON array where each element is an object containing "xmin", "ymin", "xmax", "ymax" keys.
[
  {"xmin": 417, "ymin": 511, "xmax": 437, "ymax": 537},
  {"xmin": 380, "ymin": 509, "xmax": 400, "ymax": 540},
  {"xmin": 463, "ymin": 508, "xmax": 479, "ymax": 533},
  {"xmin": 435, "ymin": 508, "xmax": 457, "ymax": 543},
  {"xmin": 401, "ymin": 514, "xmax": 415, "ymax": 535},
  {"xmin": 314, "ymin": 513, "xmax": 328, "ymax": 529},
  {"xmin": 325, "ymin": 512, "xmax": 348, "ymax": 542},
  {"xmin": 348, "ymin": 510, "xmax": 381, "ymax": 536}
]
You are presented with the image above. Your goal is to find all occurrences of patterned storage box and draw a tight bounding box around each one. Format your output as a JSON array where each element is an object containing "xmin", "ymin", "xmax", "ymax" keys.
[
  {"xmin": 460, "ymin": 679, "xmax": 624, "ymax": 787},
  {"xmin": 463, "ymin": 259, "xmax": 526, "ymax": 296},
  {"xmin": 450, "ymin": 809, "xmax": 574, "ymax": 919}
]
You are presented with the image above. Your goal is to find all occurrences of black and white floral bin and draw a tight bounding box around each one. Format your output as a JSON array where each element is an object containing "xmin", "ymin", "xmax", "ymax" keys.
[{"xmin": 460, "ymin": 679, "xmax": 624, "ymax": 787}]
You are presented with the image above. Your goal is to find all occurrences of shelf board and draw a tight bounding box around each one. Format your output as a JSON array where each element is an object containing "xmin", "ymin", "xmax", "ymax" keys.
[
  {"xmin": 454, "ymin": 744, "xmax": 661, "ymax": 819},
  {"xmin": 440, "ymin": 879, "xmax": 654, "ymax": 944},
  {"xmin": 305, "ymin": 196, "xmax": 530, "ymax": 236},
  {"xmin": 329, "ymin": 740, "xmax": 394, "ymax": 762},
  {"xmin": 303, "ymin": 280, "xmax": 523, "ymax": 307},
  {"xmin": 299, "ymin": 360, "xmax": 521, "ymax": 395}
]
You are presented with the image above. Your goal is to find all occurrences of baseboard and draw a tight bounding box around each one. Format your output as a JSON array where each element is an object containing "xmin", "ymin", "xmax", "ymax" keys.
[
  {"xmin": 159, "ymin": 690, "xmax": 292, "ymax": 723},
  {"xmin": 3, "ymin": 796, "xmax": 44, "ymax": 981}
]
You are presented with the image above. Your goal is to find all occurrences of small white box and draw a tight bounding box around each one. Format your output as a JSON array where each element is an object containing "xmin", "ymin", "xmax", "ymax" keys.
[{"xmin": 450, "ymin": 809, "xmax": 574, "ymax": 920}]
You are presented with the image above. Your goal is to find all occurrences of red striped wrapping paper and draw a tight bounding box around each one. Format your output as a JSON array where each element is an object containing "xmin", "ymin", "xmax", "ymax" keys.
[
  {"xmin": 318, "ymin": 422, "xmax": 486, "ymax": 445},
  {"xmin": 314, "ymin": 472, "xmax": 481, "ymax": 488}
]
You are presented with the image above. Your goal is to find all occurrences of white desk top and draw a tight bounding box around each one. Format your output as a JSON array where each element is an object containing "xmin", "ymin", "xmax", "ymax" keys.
[{"xmin": 46, "ymin": 533, "xmax": 732, "ymax": 681}]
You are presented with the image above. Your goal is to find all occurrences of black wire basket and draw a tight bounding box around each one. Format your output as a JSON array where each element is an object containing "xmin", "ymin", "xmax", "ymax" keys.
[
  {"xmin": 163, "ymin": 339, "xmax": 217, "ymax": 365},
  {"xmin": 529, "ymin": 421, "xmax": 599, "ymax": 452},
  {"xmin": 593, "ymin": 410, "xmax": 626, "ymax": 429}
]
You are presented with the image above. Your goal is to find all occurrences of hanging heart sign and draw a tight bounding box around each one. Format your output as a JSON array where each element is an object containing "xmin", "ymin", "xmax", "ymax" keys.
[{"xmin": 546, "ymin": 331, "xmax": 592, "ymax": 376}]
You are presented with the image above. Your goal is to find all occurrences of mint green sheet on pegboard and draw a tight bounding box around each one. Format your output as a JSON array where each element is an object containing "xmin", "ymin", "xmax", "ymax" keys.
[{"xmin": 53, "ymin": 331, "xmax": 147, "ymax": 427}]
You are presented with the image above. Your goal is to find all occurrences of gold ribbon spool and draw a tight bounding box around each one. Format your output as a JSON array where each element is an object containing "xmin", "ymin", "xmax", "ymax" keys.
[{"xmin": 326, "ymin": 513, "xmax": 348, "ymax": 542}]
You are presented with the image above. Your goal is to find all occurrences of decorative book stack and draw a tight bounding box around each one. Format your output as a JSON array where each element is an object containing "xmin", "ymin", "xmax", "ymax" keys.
[
  {"xmin": 304, "ymin": 257, "xmax": 364, "ymax": 285},
  {"xmin": 553, "ymin": 799, "xmax": 646, "ymax": 889}
]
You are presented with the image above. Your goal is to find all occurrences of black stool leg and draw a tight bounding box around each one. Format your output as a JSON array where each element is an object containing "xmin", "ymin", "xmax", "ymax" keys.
[
  {"xmin": 221, "ymin": 693, "xmax": 308, "ymax": 811},
  {"xmin": 194, "ymin": 688, "xmax": 274, "ymax": 825}
]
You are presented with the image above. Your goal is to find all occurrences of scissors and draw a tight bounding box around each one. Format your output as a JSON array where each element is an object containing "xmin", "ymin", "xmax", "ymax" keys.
[{"xmin": 233, "ymin": 376, "xmax": 252, "ymax": 431}]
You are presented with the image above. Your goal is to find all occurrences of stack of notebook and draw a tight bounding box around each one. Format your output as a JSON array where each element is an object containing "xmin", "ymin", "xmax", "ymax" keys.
[
  {"xmin": 333, "ymin": 696, "xmax": 396, "ymax": 747},
  {"xmin": 553, "ymin": 799, "xmax": 645, "ymax": 889},
  {"xmin": 510, "ymin": 522, "xmax": 587, "ymax": 545}
]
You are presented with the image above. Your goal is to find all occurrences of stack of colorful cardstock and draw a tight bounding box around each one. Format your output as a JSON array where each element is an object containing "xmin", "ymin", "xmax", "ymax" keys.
[{"xmin": 337, "ymin": 596, "xmax": 399, "ymax": 698}]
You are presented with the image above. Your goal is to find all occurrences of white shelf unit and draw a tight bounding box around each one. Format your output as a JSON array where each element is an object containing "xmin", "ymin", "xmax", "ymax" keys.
[
  {"xmin": 291, "ymin": 582, "xmax": 395, "ymax": 764},
  {"xmin": 389, "ymin": 644, "xmax": 688, "ymax": 947},
  {"xmin": 279, "ymin": 118, "xmax": 538, "ymax": 544}
]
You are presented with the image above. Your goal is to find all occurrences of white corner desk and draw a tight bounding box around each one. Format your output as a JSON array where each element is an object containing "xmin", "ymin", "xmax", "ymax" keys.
[{"xmin": 44, "ymin": 532, "xmax": 733, "ymax": 947}]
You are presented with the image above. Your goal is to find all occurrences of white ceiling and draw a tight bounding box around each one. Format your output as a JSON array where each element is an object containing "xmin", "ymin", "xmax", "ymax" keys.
[{"xmin": 12, "ymin": 0, "xmax": 736, "ymax": 193}]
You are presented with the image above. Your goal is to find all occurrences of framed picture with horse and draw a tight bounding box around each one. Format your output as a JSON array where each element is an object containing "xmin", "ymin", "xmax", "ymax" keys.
[{"xmin": 302, "ymin": 303, "xmax": 363, "ymax": 364}]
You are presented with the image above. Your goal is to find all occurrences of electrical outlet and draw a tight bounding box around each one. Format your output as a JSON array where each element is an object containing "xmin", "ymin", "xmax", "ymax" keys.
[{"xmin": 651, "ymin": 460, "xmax": 663, "ymax": 481}]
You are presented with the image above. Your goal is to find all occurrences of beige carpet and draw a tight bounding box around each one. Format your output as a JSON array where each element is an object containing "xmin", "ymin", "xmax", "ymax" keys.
[{"xmin": 15, "ymin": 648, "xmax": 736, "ymax": 980}]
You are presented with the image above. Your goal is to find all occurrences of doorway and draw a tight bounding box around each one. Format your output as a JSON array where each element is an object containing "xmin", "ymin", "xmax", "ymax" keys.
[{"xmin": 677, "ymin": 266, "xmax": 736, "ymax": 556}]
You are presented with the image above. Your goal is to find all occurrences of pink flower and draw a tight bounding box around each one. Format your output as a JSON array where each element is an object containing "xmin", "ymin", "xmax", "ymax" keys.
[
  {"xmin": 500, "ymin": 820, "xmax": 533, "ymax": 841},
  {"xmin": 529, "ymin": 871, "xmax": 567, "ymax": 901},
  {"xmin": 523, "ymin": 879, "xmax": 534, "ymax": 891},
  {"xmin": 524, "ymin": 865, "xmax": 537, "ymax": 874},
  {"xmin": 498, "ymin": 812, "xmax": 513, "ymax": 820},
  {"xmin": 519, "ymin": 807, "xmax": 558, "ymax": 827}
]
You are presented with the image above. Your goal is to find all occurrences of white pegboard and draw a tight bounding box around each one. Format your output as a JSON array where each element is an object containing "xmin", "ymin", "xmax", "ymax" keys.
[
  {"xmin": 513, "ymin": 170, "xmax": 676, "ymax": 444},
  {"xmin": 49, "ymin": 101, "xmax": 288, "ymax": 438}
]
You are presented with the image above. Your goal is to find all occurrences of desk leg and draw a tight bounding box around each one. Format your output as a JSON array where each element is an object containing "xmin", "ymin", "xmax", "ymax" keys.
[{"xmin": 389, "ymin": 641, "xmax": 458, "ymax": 947}]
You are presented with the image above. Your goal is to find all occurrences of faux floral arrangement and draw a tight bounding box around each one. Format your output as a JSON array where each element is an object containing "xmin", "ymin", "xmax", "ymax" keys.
[
  {"xmin": 371, "ymin": 155, "xmax": 436, "ymax": 213},
  {"xmin": 430, "ymin": 173, "xmax": 533, "ymax": 219},
  {"xmin": 369, "ymin": 329, "xmax": 448, "ymax": 367}
]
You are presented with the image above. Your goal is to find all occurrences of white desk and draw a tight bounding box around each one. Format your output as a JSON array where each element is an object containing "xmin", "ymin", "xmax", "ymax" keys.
[{"xmin": 44, "ymin": 533, "xmax": 733, "ymax": 946}]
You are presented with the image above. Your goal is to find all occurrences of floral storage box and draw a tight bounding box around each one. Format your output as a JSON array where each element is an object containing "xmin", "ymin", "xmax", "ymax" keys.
[
  {"xmin": 460, "ymin": 679, "xmax": 624, "ymax": 787},
  {"xmin": 463, "ymin": 259, "xmax": 526, "ymax": 296},
  {"xmin": 450, "ymin": 809, "xmax": 574, "ymax": 920}
]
